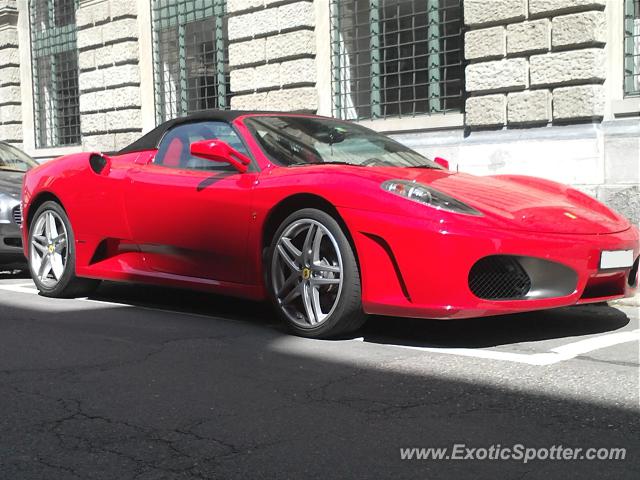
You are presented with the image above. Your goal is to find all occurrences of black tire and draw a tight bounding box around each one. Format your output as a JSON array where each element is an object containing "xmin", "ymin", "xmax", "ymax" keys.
[
  {"xmin": 266, "ymin": 208, "xmax": 366, "ymax": 338},
  {"xmin": 28, "ymin": 201, "xmax": 100, "ymax": 298}
]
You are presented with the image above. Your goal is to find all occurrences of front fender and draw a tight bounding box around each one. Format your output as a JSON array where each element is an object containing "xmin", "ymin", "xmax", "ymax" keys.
[{"xmin": 22, "ymin": 152, "xmax": 133, "ymax": 268}]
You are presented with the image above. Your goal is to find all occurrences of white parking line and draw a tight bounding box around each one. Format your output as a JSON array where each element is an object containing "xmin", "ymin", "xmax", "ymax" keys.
[
  {"xmin": 0, "ymin": 283, "xmax": 38, "ymax": 295},
  {"xmin": 1, "ymin": 282, "xmax": 638, "ymax": 366},
  {"xmin": 0, "ymin": 283, "xmax": 258, "ymax": 320},
  {"xmin": 355, "ymin": 329, "xmax": 640, "ymax": 365},
  {"xmin": 0, "ymin": 282, "xmax": 225, "ymax": 321}
]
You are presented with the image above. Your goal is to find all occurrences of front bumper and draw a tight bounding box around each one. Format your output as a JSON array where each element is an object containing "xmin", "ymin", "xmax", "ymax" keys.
[
  {"xmin": 340, "ymin": 207, "xmax": 639, "ymax": 319},
  {"xmin": 0, "ymin": 199, "xmax": 25, "ymax": 265}
]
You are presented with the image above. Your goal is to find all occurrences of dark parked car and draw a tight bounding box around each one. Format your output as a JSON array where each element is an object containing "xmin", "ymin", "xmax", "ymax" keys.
[{"xmin": 0, "ymin": 141, "xmax": 37, "ymax": 267}]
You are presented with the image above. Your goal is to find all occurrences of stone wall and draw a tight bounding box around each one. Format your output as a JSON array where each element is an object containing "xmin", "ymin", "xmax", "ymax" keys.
[
  {"xmin": 0, "ymin": 0, "xmax": 21, "ymax": 146},
  {"xmin": 227, "ymin": 0, "xmax": 318, "ymax": 111},
  {"xmin": 76, "ymin": 0, "xmax": 143, "ymax": 152},
  {"xmin": 464, "ymin": 0, "xmax": 608, "ymax": 128}
]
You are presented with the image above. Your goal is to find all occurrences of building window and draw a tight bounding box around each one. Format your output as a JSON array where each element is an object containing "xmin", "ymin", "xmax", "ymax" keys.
[
  {"xmin": 29, "ymin": 0, "xmax": 81, "ymax": 147},
  {"xmin": 331, "ymin": 0, "xmax": 464, "ymax": 121},
  {"xmin": 624, "ymin": 0, "xmax": 640, "ymax": 96},
  {"xmin": 152, "ymin": 0, "xmax": 229, "ymax": 124}
]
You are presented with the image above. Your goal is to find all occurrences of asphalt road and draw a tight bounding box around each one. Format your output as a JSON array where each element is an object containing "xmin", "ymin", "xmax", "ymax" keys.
[{"xmin": 0, "ymin": 270, "xmax": 638, "ymax": 479}]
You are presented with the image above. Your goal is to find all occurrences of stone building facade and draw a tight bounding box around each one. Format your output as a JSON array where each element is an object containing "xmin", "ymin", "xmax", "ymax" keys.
[{"xmin": 0, "ymin": 0, "xmax": 638, "ymax": 223}]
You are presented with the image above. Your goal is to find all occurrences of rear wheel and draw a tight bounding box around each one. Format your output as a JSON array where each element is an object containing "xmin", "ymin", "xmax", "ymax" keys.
[
  {"xmin": 29, "ymin": 201, "xmax": 100, "ymax": 298},
  {"xmin": 267, "ymin": 208, "xmax": 366, "ymax": 338}
]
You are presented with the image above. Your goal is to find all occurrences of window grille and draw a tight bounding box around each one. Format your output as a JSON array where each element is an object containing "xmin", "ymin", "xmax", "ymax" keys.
[
  {"xmin": 29, "ymin": 0, "xmax": 80, "ymax": 147},
  {"xmin": 624, "ymin": 0, "xmax": 640, "ymax": 96},
  {"xmin": 152, "ymin": 0, "xmax": 229, "ymax": 124},
  {"xmin": 331, "ymin": 0, "xmax": 464, "ymax": 121}
]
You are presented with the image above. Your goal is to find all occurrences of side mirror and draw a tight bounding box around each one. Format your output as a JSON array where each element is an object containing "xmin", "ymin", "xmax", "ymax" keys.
[
  {"xmin": 434, "ymin": 157, "xmax": 450, "ymax": 170},
  {"xmin": 190, "ymin": 139, "xmax": 251, "ymax": 173}
]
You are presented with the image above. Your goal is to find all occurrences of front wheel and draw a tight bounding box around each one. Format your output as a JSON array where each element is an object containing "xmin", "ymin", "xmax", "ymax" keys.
[
  {"xmin": 267, "ymin": 208, "xmax": 366, "ymax": 338},
  {"xmin": 28, "ymin": 201, "xmax": 100, "ymax": 298}
]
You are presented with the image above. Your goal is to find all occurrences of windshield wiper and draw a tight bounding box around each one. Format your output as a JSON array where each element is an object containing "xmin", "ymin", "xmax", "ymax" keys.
[{"xmin": 0, "ymin": 167, "xmax": 25, "ymax": 172}]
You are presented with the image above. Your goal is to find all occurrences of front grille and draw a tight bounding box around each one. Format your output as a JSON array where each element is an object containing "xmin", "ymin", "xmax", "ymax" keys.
[
  {"xmin": 12, "ymin": 205, "xmax": 22, "ymax": 226},
  {"xmin": 469, "ymin": 256, "xmax": 532, "ymax": 300}
]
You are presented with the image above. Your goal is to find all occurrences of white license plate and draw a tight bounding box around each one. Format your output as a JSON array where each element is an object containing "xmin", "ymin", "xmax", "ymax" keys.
[{"xmin": 600, "ymin": 250, "xmax": 634, "ymax": 269}]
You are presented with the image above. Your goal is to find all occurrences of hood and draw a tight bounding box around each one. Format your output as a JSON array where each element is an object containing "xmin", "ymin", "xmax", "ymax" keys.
[
  {"xmin": 340, "ymin": 166, "xmax": 629, "ymax": 235},
  {"xmin": 0, "ymin": 170, "xmax": 24, "ymax": 199},
  {"xmin": 428, "ymin": 173, "xmax": 628, "ymax": 234}
]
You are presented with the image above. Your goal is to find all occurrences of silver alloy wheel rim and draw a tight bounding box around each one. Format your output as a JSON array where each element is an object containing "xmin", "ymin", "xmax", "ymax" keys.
[
  {"xmin": 271, "ymin": 219, "xmax": 344, "ymax": 328},
  {"xmin": 30, "ymin": 210, "xmax": 69, "ymax": 288}
]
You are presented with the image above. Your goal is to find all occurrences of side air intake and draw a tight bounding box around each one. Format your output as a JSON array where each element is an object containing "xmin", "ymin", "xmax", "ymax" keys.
[{"xmin": 89, "ymin": 153, "xmax": 109, "ymax": 174}]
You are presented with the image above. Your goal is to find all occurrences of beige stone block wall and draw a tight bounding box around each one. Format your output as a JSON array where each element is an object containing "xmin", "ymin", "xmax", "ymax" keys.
[
  {"xmin": 228, "ymin": 0, "xmax": 318, "ymax": 112},
  {"xmin": 464, "ymin": 0, "xmax": 607, "ymax": 129},
  {"xmin": 0, "ymin": 0, "xmax": 22, "ymax": 145},
  {"xmin": 76, "ymin": 0, "xmax": 142, "ymax": 152}
]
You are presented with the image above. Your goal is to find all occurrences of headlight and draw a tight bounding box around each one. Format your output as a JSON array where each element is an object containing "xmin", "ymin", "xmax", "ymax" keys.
[
  {"xmin": 0, "ymin": 193, "xmax": 15, "ymax": 222},
  {"xmin": 0, "ymin": 192, "xmax": 11, "ymax": 208},
  {"xmin": 381, "ymin": 179, "xmax": 482, "ymax": 216}
]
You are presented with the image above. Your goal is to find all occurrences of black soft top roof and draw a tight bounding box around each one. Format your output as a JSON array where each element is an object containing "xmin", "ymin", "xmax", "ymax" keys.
[{"xmin": 118, "ymin": 110, "xmax": 282, "ymax": 155}]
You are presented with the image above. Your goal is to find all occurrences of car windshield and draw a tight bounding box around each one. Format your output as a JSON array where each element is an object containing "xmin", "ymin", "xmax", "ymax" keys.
[
  {"xmin": 244, "ymin": 116, "xmax": 442, "ymax": 169},
  {"xmin": 0, "ymin": 143, "xmax": 38, "ymax": 172}
]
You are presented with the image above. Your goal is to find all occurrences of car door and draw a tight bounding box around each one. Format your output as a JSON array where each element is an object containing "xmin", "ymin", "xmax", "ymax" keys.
[{"xmin": 125, "ymin": 121, "xmax": 258, "ymax": 284}]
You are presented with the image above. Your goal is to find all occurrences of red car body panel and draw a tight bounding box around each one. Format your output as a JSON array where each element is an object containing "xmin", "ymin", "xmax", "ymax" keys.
[{"xmin": 21, "ymin": 113, "xmax": 639, "ymax": 319}]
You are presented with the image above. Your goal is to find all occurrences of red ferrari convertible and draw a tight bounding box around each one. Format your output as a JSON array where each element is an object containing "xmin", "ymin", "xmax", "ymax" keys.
[{"xmin": 21, "ymin": 111, "xmax": 639, "ymax": 338}]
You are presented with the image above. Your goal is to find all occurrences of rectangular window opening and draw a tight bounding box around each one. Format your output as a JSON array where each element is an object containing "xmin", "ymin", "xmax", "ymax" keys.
[
  {"xmin": 331, "ymin": 0, "xmax": 465, "ymax": 121},
  {"xmin": 30, "ymin": 0, "xmax": 81, "ymax": 147},
  {"xmin": 152, "ymin": 0, "xmax": 229, "ymax": 125},
  {"xmin": 624, "ymin": 0, "xmax": 640, "ymax": 96}
]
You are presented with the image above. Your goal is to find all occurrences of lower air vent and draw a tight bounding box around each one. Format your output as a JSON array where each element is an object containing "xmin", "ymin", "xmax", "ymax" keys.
[
  {"xmin": 12, "ymin": 205, "xmax": 22, "ymax": 226},
  {"xmin": 3, "ymin": 237, "xmax": 22, "ymax": 248},
  {"xmin": 469, "ymin": 255, "xmax": 532, "ymax": 300}
]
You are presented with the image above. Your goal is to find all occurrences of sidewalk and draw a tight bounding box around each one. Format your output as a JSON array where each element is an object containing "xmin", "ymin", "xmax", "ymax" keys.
[{"xmin": 612, "ymin": 293, "xmax": 640, "ymax": 308}]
